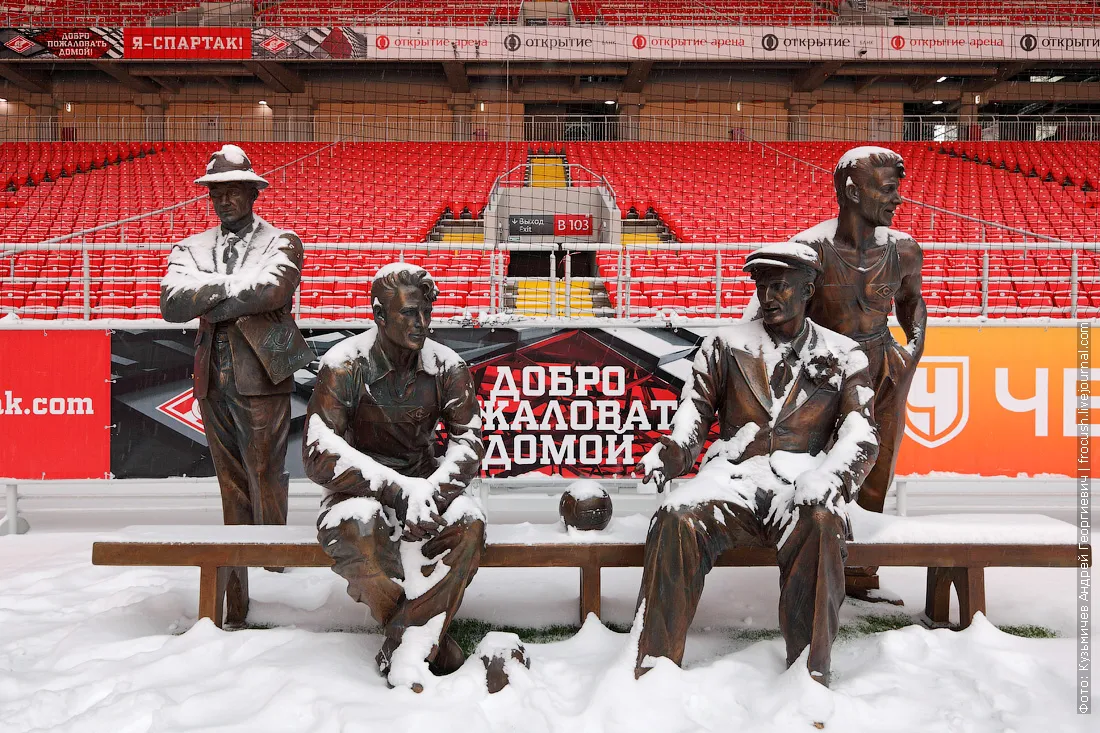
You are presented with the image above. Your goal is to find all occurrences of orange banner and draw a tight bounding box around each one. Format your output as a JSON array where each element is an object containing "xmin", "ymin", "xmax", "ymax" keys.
[{"xmin": 894, "ymin": 324, "xmax": 1099, "ymax": 477}]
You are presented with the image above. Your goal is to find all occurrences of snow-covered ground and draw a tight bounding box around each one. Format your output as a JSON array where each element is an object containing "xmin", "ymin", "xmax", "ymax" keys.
[{"xmin": 0, "ymin": 513, "xmax": 1088, "ymax": 733}]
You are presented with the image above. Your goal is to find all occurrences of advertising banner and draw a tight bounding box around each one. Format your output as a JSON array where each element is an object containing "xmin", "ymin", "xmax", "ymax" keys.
[
  {"xmin": 123, "ymin": 27, "xmax": 251, "ymax": 60},
  {"xmin": 5, "ymin": 25, "xmax": 1096, "ymax": 62},
  {"xmin": 0, "ymin": 28, "xmax": 123, "ymax": 59},
  {"xmin": 895, "ymin": 325, "xmax": 1098, "ymax": 477},
  {"xmin": 0, "ymin": 330, "xmax": 111, "ymax": 479},
  {"xmin": 251, "ymin": 25, "xmax": 1100, "ymax": 62},
  {"xmin": 106, "ymin": 324, "xmax": 1098, "ymax": 480}
]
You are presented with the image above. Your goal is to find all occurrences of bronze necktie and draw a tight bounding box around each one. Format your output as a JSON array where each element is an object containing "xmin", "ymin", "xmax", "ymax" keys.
[{"xmin": 222, "ymin": 237, "xmax": 240, "ymax": 274}]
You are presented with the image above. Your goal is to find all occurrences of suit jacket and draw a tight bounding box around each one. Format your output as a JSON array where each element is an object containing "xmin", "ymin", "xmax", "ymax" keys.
[
  {"xmin": 160, "ymin": 217, "xmax": 313, "ymax": 398},
  {"xmin": 662, "ymin": 318, "xmax": 879, "ymax": 503}
]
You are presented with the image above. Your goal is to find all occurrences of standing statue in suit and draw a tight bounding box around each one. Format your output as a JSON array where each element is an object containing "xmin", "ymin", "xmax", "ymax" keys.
[
  {"xmin": 160, "ymin": 144, "xmax": 313, "ymax": 623},
  {"xmin": 635, "ymin": 242, "xmax": 879, "ymax": 687},
  {"xmin": 790, "ymin": 146, "xmax": 926, "ymax": 601}
]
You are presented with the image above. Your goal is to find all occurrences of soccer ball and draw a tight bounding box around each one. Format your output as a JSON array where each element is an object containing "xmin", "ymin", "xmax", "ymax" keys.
[{"xmin": 559, "ymin": 480, "xmax": 613, "ymax": 531}]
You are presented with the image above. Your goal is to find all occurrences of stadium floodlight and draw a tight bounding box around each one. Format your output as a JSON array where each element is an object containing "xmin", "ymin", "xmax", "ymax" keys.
[{"xmin": 937, "ymin": 76, "xmax": 948, "ymax": 83}]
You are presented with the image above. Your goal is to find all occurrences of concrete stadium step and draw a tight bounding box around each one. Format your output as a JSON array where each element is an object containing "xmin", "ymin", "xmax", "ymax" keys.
[
  {"xmin": 440, "ymin": 231, "xmax": 485, "ymax": 243},
  {"xmin": 428, "ymin": 216, "xmax": 485, "ymax": 243},
  {"xmin": 622, "ymin": 232, "xmax": 663, "ymax": 245},
  {"xmin": 621, "ymin": 218, "xmax": 676, "ymax": 245}
]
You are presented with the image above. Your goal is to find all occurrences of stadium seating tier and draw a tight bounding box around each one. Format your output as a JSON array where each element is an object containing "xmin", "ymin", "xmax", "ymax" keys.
[{"xmin": 2, "ymin": 139, "xmax": 1098, "ymax": 320}]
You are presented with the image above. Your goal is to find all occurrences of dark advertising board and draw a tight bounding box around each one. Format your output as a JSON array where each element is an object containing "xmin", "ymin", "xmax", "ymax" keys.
[{"xmin": 109, "ymin": 326, "xmax": 707, "ymax": 479}]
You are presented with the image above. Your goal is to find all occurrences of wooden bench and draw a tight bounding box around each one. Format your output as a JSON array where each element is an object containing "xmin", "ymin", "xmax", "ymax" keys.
[{"xmin": 92, "ymin": 508, "xmax": 1090, "ymax": 630}]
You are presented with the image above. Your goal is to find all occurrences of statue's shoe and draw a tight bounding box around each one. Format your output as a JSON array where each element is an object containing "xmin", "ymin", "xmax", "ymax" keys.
[
  {"xmin": 474, "ymin": 632, "xmax": 530, "ymax": 693},
  {"xmin": 428, "ymin": 633, "xmax": 466, "ymax": 676}
]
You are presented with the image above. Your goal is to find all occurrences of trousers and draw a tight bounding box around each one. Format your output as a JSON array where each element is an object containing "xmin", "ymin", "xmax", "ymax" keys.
[
  {"xmin": 197, "ymin": 330, "xmax": 291, "ymax": 622},
  {"xmin": 317, "ymin": 499, "xmax": 485, "ymax": 678},
  {"xmin": 635, "ymin": 500, "xmax": 847, "ymax": 685},
  {"xmin": 846, "ymin": 331, "xmax": 918, "ymax": 591}
]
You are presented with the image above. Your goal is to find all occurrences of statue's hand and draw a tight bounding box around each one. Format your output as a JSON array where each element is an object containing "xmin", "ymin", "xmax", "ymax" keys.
[
  {"xmin": 792, "ymin": 469, "xmax": 844, "ymax": 510},
  {"xmin": 640, "ymin": 436, "xmax": 683, "ymax": 493},
  {"xmin": 381, "ymin": 478, "xmax": 445, "ymax": 541}
]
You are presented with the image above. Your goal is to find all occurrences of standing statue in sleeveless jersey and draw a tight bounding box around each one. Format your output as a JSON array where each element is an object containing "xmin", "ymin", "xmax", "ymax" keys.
[{"xmin": 789, "ymin": 146, "xmax": 927, "ymax": 602}]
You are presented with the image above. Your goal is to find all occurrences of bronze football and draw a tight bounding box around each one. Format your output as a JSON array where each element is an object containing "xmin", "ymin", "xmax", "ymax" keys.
[{"xmin": 559, "ymin": 482, "xmax": 613, "ymax": 531}]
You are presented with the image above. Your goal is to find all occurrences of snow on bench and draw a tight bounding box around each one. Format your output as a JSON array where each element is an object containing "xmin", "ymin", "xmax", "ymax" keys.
[{"xmin": 92, "ymin": 508, "xmax": 1090, "ymax": 629}]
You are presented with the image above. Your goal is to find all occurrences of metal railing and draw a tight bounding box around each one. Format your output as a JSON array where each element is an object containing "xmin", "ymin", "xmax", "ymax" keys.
[
  {"xmin": 5, "ymin": 114, "xmax": 1100, "ymax": 144},
  {"xmin": 2, "ymin": 240, "xmax": 1099, "ymax": 323},
  {"xmin": 0, "ymin": 473, "xmax": 1080, "ymax": 535}
]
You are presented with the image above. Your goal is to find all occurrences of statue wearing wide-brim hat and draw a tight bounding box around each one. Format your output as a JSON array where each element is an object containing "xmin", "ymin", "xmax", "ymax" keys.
[{"xmin": 160, "ymin": 143, "xmax": 312, "ymax": 625}]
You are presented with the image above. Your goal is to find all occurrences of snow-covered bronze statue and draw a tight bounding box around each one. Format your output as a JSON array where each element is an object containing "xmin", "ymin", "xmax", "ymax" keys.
[
  {"xmin": 161, "ymin": 144, "xmax": 313, "ymax": 623},
  {"xmin": 635, "ymin": 242, "xmax": 879, "ymax": 687},
  {"xmin": 789, "ymin": 146, "xmax": 926, "ymax": 601},
  {"xmin": 303, "ymin": 264, "xmax": 486, "ymax": 692}
]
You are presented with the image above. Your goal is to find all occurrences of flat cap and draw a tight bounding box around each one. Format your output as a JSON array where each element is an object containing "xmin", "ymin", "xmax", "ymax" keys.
[{"xmin": 743, "ymin": 242, "xmax": 823, "ymax": 275}]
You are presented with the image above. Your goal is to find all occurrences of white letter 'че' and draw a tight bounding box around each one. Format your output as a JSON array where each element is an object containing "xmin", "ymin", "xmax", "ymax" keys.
[{"xmin": 995, "ymin": 368, "xmax": 1048, "ymax": 436}]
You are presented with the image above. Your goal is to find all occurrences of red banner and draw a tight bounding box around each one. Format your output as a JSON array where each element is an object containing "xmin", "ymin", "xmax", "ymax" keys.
[
  {"xmin": 0, "ymin": 331, "xmax": 111, "ymax": 479},
  {"xmin": 0, "ymin": 28, "xmax": 123, "ymax": 59},
  {"xmin": 124, "ymin": 27, "xmax": 251, "ymax": 59}
]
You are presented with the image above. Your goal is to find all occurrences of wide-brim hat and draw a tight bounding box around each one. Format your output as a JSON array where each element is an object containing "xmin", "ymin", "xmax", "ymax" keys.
[
  {"xmin": 194, "ymin": 144, "xmax": 269, "ymax": 190},
  {"xmin": 743, "ymin": 241, "xmax": 823, "ymax": 275}
]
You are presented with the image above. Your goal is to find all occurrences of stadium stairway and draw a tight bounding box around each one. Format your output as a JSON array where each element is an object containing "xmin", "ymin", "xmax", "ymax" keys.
[
  {"xmin": 508, "ymin": 146, "xmax": 603, "ymax": 315},
  {"xmin": 511, "ymin": 278, "xmax": 600, "ymax": 317},
  {"xmin": 529, "ymin": 150, "xmax": 569, "ymax": 188},
  {"xmin": 621, "ymin": 216, "xmax": 675, "ymax": 247}
]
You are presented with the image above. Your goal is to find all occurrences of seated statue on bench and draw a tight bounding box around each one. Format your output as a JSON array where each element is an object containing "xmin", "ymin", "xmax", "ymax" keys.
[
  {"xmin": 634, "ymin": 242, "xmax": 879, "ymax": 687},
  {"xmin": 302, "ymin": 264, "xmax": 486, "ymax": 691}
]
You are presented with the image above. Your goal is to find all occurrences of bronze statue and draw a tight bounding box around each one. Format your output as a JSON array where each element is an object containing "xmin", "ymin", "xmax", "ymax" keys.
[
  {"xmin": 303, "ymin": 264, "xmax": 485, "ymax": 692},
  {"xmin": 635, "ymin": 242, "xmax": 879, "ymax": 687},
  {"xmin": 161, "ymin": 144, "xmax": 313, "ymax": 622},
  {"xmin": 789, "ymin": 146, "xmax": 926, "ymax": 600}
]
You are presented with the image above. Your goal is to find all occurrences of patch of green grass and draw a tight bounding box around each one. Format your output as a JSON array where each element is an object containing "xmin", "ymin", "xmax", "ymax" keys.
[
  {"xmin": 447, "ymin": 619, "xmax": 630, "ymax": 656},
  {"xmin": 997, "ymin": 624, "xmax": 1058, "ymax": 639},
  {"xmin": 845, "ymin": 613, "xmax": 916, "ymax": 636},
  {"xmin": 226, "ymin": 616, "xmax": 1058, "ymax": 652},
  {"xmin": 727, "ymin": 628, "xmax": 782, "ymax": 642}
]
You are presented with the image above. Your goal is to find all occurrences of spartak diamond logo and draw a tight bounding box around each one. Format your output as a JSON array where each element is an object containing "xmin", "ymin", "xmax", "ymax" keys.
[
  {"xmin": 156, "ymin": 388, "xmax": 205, "ymax": 435},
  {"xmin": 260, "ymin": 35, "xmax": 290, "ymax": 54},
  {"xmin": 904, "ymin": 356, "xmax": 969, "ymax": 448},
  {"xmin": 4, "ymin": 35, "xmax": 34, "ymax": 54}
]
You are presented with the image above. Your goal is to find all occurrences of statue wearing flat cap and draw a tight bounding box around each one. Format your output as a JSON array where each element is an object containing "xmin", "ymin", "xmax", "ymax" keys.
[
  {"xmin": 161, "ymin": 144, "xmax": 313, "ymax": 623},
  {"xmin": 634, "ymin": 242, "xmax": 879, "ymax": 687}
]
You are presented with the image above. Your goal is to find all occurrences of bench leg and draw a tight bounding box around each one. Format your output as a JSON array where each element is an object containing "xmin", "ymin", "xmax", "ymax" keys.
[
  {"xmin": 920, "ymin": 567, "xmax": 954, "ymax": 629},
  {"xmin": 579, "ymin": 563, "xmax": 601, "ymax": 624},
  {"xmin": 198, "ymin": 565, "xmax": 225, "ymax": 629},
  {"xmin": 953, "ymin": 566, "xmax": 986, "ymax": 630},
  {"xmin": 920, "ymin": 567, "xmax": 988, "ymax": 631}
]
